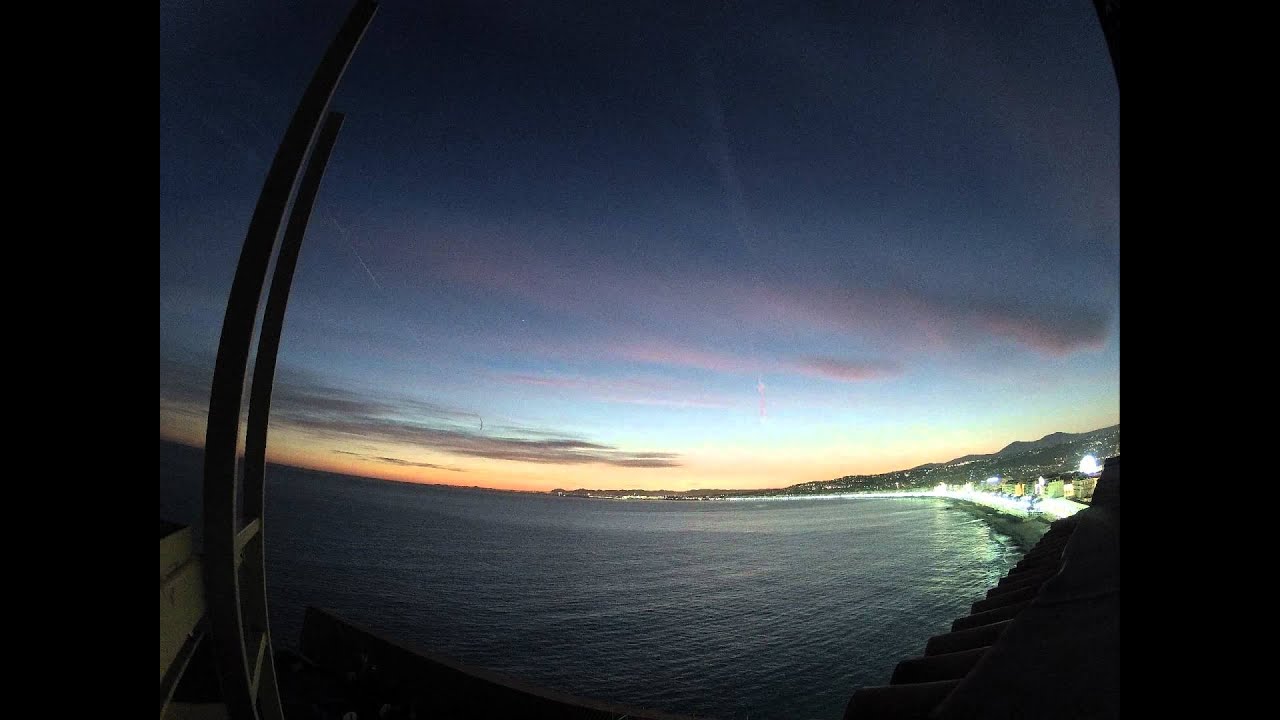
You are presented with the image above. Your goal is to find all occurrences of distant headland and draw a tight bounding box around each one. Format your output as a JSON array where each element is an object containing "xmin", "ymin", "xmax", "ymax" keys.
[{"xmin": 550, "ymin": 424, "xmax": 1118, "ymax": 501}]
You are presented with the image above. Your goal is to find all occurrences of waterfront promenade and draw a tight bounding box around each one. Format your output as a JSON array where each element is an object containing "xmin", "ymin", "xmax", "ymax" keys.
[{"xmin": 844, "ymin": 456, "xmax": 1120, "ymax": 719}]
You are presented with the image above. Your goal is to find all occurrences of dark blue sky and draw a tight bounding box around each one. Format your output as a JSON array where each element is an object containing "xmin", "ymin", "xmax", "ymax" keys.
[{"xmin": 160, "ymin": 0, "xmax": 1119, "ymax": 489}]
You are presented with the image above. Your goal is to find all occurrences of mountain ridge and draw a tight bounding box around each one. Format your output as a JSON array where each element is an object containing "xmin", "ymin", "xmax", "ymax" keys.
[
  {"xmin": 161, "ymin": 423, "xmax": 1120, "ymax": 499},
  {"xmin": 941, "ymin": 424, "xmax": 1119, "ymax": 466},
  {"xmin": 559, "ymin": 424, "xmax": 1120, "ymax": 497}
]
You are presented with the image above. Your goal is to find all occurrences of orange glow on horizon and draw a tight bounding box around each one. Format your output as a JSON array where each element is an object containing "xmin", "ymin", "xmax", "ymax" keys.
[
  {"xmin": 161, "ymin": 406, "xmax": 1116, "ymax": 494},
  {"xmin": 161, "ymin": 433, "xmax": 958, "ymax": 494}
]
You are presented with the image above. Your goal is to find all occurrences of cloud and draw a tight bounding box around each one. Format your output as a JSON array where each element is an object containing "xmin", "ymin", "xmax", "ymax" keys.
[
  {"xmin": 159, "ymin": 361, "xmax": 682, "ymax": 469},
  {"xmin": 273, "ymin": 377, "xmax": 681, "ymax": 468},
  {"xmin": 272, "ymin": 379, "xmax": 481, "ymax": 428},
  {"xmin": 496, "ymin": 371, "xmax": 735, "ymax": 408},
  {"xmin": 609, "ymin": 341, "xmax": 755, "ymax": 373},
  {"xmin": 601, "ymin": 396, "xmax": 730, "ymax": 409},
  {"xmin": 499, "ymin": 373, "xmax": 670, "ymax": 393},
  {"xmin": 791, "ymin": 357, "xmax": 902, "ymax": 382},
  {"xmin": 333, "ymin": 450, "xmax": 465, "ymax": 472},
  {"xmin": 435, "ymin": 239, "xmax": 1110, "ymax": 360},
  {"xmin": 159, "ymin": 358, "xmax": 214, "ymax": 407},
  {"xmin": 970, "ymin": 300, "xmax": 1110, "ymax": 356},
  {"xmin": 297, "ymin": 414, "xmax": 679, "ymax": 467},
  {"xmin": 756, "ymin": 284, "xmax": 1110, "ymax": 357},
  {"xmin": 514, "ymin": 335, "xmax": 760, "ymax": 377}
]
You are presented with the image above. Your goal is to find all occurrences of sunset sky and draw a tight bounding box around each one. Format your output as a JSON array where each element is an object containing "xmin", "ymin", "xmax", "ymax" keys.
[{"xmin": 160, "ymin": 0, "xmax": 1119, "ymax": 491}]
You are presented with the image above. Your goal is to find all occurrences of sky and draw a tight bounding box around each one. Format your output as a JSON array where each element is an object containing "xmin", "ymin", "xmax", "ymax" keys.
[{"xmin": 160, "ymin": 0, "xmax": 1119, "ymax": 492}]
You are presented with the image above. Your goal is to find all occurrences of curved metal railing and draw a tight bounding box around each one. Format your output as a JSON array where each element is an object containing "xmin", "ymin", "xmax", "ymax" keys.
[{"xmin": 198, "ymin": 3, "xmax": 377, "ymax": 718}]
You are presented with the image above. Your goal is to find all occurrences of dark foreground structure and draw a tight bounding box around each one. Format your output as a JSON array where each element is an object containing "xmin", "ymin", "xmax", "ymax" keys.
[{"xmin": 844, "ymin": 456, "xmax": 1120, "ymax": 720}]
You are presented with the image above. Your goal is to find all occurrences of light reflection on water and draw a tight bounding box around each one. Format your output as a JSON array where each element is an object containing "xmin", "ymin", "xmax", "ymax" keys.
[{"xmin": 256, "ymin": 467, "xmax": 1019, "ymax": 720}]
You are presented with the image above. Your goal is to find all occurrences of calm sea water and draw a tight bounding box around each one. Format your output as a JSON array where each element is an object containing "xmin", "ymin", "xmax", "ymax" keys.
[{"xmin": 160, "ymin": 444, "xmax": 1023, "ymax": 720}]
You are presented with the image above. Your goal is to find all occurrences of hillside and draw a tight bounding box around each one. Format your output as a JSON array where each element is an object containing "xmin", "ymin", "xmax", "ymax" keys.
[{"xmin": 776, "ymin": 425, "xmax": 1119, "ymax": 496}]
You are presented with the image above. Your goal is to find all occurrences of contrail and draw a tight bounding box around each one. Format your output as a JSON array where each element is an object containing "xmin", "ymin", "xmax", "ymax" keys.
[
  {"xmin": 323, "ymin": 213, "xmax": 437, "ymax": 355},
  {"xmin": 321, "ymin": 215, "xmax": 489, "ymax": 436},
  {"xmin": 329, "ymin": 215, "xmax": 383, "ymax": 292},
  {"xmin": 695, "ymin": 48, "xmax": 757, "ymax": 258},
  {"xmin": 699, "ymin": 46, "xmax": 772, "ymax": 423},
  {"xmin": 351, "ymin": 249, "xmax": 382, "ymax": 292}
]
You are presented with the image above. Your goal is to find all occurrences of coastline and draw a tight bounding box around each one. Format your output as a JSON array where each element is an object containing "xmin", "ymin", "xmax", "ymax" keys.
[
  {"xmin": 561, "ymin": 489, "xmax": 1078, "ymax": 555},
  {"xmin": 943, "ymin": 499, "xmax": 1051, "ymax": 552}
]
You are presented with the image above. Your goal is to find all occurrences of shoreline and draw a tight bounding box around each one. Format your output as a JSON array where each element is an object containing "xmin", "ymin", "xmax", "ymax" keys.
[
  {"xmin": 597, "ymin": 489, "xmax": 1060, "ymax": 553},
  {"xmin": 943, "ymin": 499, "xmax": 1051, "ymax": 552}
]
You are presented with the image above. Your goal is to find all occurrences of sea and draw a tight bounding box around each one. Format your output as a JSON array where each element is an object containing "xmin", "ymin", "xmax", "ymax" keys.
[{"xmin": 160, "ymin": 441, "xmax": 1024, "ymax": 720}]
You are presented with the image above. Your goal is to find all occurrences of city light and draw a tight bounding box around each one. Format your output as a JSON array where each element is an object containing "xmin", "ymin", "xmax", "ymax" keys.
[{"xmin": 1079, "ymin": 455, "xmax": 1100, "ymax": 475}]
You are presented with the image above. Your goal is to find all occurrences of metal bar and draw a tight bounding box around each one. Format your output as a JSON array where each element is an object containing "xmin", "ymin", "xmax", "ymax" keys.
[
  {"xmin": 239, "ymin": 542, "xmax": 274, "ymax": 713},
  {"xmin": 235, "ymin": 518, "xmax": 262, "ymax": 556},
  {"xmin": 242, "ymin": 111, "xmax": 347, "ymax": 522},
  {"xmin": 1091, "ymin": 0, "xmax": 1119, "ymax": 89},
  {"xmin": 241, "ymin": 111, "xmax": 347, "ymax": 720},
  {"xmin": 159, "ymin": 620, "xmax": 208, "ymax": 716},
  {"xmin": 242, "ymin": 112, "xmax": 346, "ymax": 518},
  {"xmin": 201, "ymin": 3, "xmax": 377, "ymax": 718},
  {"xmin": 249, "ymin": 632, "xmax": 268, "ymax": 700}
]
